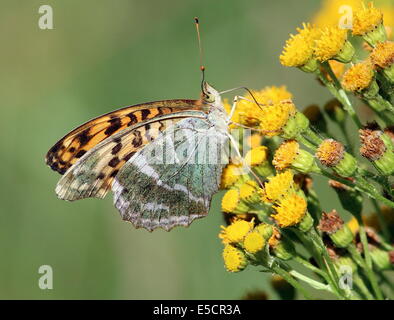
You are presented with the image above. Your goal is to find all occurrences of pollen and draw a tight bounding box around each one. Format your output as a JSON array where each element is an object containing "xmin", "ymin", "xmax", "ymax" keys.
[
  {"xmin": 222, "ymin": 244, "xmax": 248, "ymax": 272},
  {"xmin": 316, "ymin": 139, "xmax": 345, "ymax": 167},
  {"xmin": 352, "ymin": 3, "xmax": 383, "ymax": 36},
  {"xmin": 263, "ymin": 170, "xmax": 294, "ymax": 203},
  {"xmin": 220, "ymin": 219, "xmax": 254, "ymax": 244},
  {"xmin": 272, "ymin": 194, "xmax": 307, "ymax": 228},
  {"xmin": 314, "ymin": 26, "xmax": 348, "ymax": 62},
  {"xmin": 259, "ymin": 101, "xmax": 296, "ymax": 136},
  {"xmin": 273, "ymin": 140, "xmax": 300, "ymax": 171},
  {"xmin": 243, "ymin": 231, "xmax": 266, "ymax": 254},
  {"xmin": 370, "ymin": 41, "xmax": 394, "ymax": 69},
  {"xmin": 342, "ymin": 60, "xmax": 374, "ymax": 92},
  {"xmin": 244, "ymin": 146, "xmax": 269, "ymax": 166}
]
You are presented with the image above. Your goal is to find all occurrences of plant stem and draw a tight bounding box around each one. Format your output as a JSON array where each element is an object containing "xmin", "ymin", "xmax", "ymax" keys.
[
  {"xmin": 354, "ymin": 213, "xmax": 385, "ymax": 300},
  {"xmin": 271, "ymin": 265, "xmax": 313, "ymax": 300},
  {"xmin": 371, "ymin": 198, "xmax": 391, "ymax": 242}
]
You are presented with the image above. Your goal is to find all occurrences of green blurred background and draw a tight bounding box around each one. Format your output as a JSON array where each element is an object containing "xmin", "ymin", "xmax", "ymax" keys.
[{"xmin": 0, "ymin": 0, "xmax": 365, "ymax": 299}]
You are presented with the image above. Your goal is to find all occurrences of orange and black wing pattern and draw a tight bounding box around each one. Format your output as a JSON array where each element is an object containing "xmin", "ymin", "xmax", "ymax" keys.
[{"xmin": 45, "ymin": 99, "xmax": 202, "ymax": 175}]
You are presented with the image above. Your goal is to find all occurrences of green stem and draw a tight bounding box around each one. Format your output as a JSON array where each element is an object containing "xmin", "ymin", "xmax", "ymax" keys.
[
  {"xmin": 355, "ymin": 213, "xmax": 384, "ymax": 300},
  {"xmin": 297, "ymin": 134, "xmax": 317, "ymax": 151},
  {"xmin": 354, "ymin": 275, "xmax": 375, "ymax": 300},
  {"xmin": 271, "ymin": 265, "xmax": 313, "ymax": 300},
  {"xmin": 318, "ymin": 63, "xmax": 362, "ymax": 128}
]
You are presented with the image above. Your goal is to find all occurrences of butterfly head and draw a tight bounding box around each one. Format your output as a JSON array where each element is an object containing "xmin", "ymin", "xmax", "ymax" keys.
[{"xmin": 201, "ymin": 81, "xmax": 221, "ymax": 105}]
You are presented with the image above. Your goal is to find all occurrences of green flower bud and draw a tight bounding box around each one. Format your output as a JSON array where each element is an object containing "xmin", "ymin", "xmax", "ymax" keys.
[
  {"xmin": 316, "ymin": 139, "xmax": 357, "ymax": 177},
  {"xmin": 360, "ymin": 126, "xmax": 394, "ymax": 176},
  {"xmin": 299, "ymin": 58, "xmax": 318, "ymax": 73},
  {"xmin": 363, "ymin": 23, "xmax": 387, "ymax": 47},
  {"xmin": 370, "ymin": 247, "xmax": 392, "ymax": 271},
  {"xmin": 318, "ymin": 210, "xmax": 354, "ymax": 248},
  {"xmin": 334, "ymin": 40, "xmax": 355, "ymax": 63},
  {"xmin": 298, "ymin": 211, "xmax": 314, "ymax": 232},
  {"xmin": 272, "ymin": 238, "xmax": 296, "ymax": 261},
  {"xmin": 282, "ymin": 112, "xmax": 310, "ymax": 139},
  {"xmin": 255, "ymin": 223, "xmax": 273, "ymax": 241}
]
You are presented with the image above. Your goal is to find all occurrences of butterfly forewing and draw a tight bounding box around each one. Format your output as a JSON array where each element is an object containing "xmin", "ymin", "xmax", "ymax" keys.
[
  {"xmin": 55, "ymin": 111, "xmax": 207, "ymax": 201},
  {"xmin": 46, "ymin": 99, "xmax": 203, "ymax": 175}
]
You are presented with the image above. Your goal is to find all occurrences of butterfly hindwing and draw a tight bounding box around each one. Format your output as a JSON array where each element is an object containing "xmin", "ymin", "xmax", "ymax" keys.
[
  {"xmin": 46, "ymin": 100, "xmax": 202, "ymax": 175},
  {"xmin": 112, "ymin": 116, "xmax": 230, "ymax": 231},
  {"xmin": 55, "ymin": 111, "xmax": 206, "ymax": 201}
]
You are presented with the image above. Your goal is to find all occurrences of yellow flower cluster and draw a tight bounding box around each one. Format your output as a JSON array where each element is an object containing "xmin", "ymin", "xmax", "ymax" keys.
[
  {"xmin": 272, "ymin": 140, "xmax": 300, "ymax": 171},
  {"xmin": 314, "ymin": 26, "xmax": 348, "ymax": 62},
  {"xmin": 259, "ymin": 101, "xmax": 296, "ymax": 136}
]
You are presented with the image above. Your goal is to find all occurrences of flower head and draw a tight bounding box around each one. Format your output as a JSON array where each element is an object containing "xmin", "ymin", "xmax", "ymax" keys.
[
  {"xmin": 234, "ymin": 86, "xmax": 292, "ymax": 126},
  {"xmin": 314, "ymin": 26, "xmax": 348, "ymax": 62},
  {"xmin": 221, "ymin": 189, "xmax": 241, "ymax": 213},
  {"xmin": 353, "ymin": 2, "xmax": 383, "ymax": 36},
  {"xmin": 244, "ymin": 146, "xmax": 268, "ymax": 166},
  {"xmin": 342, "ymin": 60, "xmax": 374, "ymax": 92},
  {"xmin": 272, "ymin": 194, "xmax": 307, "ymax": 228},
  {"xmin": 220, "ymin": 219, "xmax": 254, "ymax": 244},
  {"xmin": 259, "ymin": 101, "xmax": 296, "ymax": 136},
  {"xmin": 221, "ymin": 163, "xmax": 247, "ymax": 189},
  {"xmin": 316, "ymin": 139, "xmax": 345, "ymax": 167},
  {"xmin": 239, "ymin": 180, "xmax": 262, "ymax": 205},
  {"xmin": 280, "ymin": 24, "xmax": 317, "ymax": 68},
  {"xmin": 318, "ymin": 210, "xmax": 344, "ymax": 235},
  {"xmin": 222, "ymin": 244, "xmax": 248, "ymax": 272},
  {"xmin": 273, "ymin": 140, "xmax": 299, "ymax": 171},
  {"xmin": 263, "ymin": 170, "xmax": 294, "ymax": 203},
  {"xmin": 370, "ymin": 41, "xmax": 394, "ymax": 69},
  {"xmin": 243, "ymin": 231, "xmax": 266, "ymax": 254}
]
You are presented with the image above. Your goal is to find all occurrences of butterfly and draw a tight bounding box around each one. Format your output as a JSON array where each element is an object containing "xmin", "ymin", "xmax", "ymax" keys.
[{"xmin": 45, "ymin": 79, "xmax": 236, "ymax": 231}]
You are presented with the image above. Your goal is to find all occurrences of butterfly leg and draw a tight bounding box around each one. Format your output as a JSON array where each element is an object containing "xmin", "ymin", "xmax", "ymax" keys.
[{"xmin": 226, "ymin": 132, "xmax": 265, "ymax": 189}]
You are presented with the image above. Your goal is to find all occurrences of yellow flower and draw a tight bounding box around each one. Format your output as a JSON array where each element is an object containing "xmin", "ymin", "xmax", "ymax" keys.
[
  {"xmin": 253, "ymin": 86, "xmax": 293, "ymax": 105},
  {"xmin": 342, "ymin": 60, "xmax": 374, "ymax": 92},
  {"xmin": 244, "ymin": 146, "xmax": 268, "ymax": 166},
  {"xmin": 259, "ymin": 101, "xmax": 296, "ymax": 136},
  {"xmin": 314, "ymin": 26, "xmax": 348, "ymax": 62},
  {"xmin": 221, "ymin": 189, "xmax": 241, "ymax": 213},
  {"xmin": 272, "ymin": 194, "xmax": 307, "ymax": 228},
  {"xmin": 222, "ymin": 244, "xmax": 248, "ymax": 272},
  {"xmin": 316, "ymin": 139, "xmax": 345, "ymax": 167},
  {"xmin": 239, "ymin": 180, "xmax": 260, "ymax": 203},
  {"xmin": 273, "ymin": 140, "xmax": 300, "ymax": 171},
  {"xmin": 221, "ymin": 163, "xmax": 246, "ymax": 189},
  {"xmin": 280, "ymin": 31, "xmax": 315, "ymax": 68},
  {"xmin": 370, "ymin": 41, "xmax": 394, "ymax": 69},
  {"xmin": 243, "ymin": 231, "xmax": 265, "ymax": 254},
  {"xmin": 352, "ymin": 2, "xmax": 383, "ymax": 36},
  {"xmin": 234, "ymin": 86, "xmax": 293, "ymax": 126},
  {"xmin": 220, "ymin": 219, "xmax": 254, "ymax": 243},
  {"xmin": 263, "ymin": 170, "xmax": 294, "ymax": 203}
]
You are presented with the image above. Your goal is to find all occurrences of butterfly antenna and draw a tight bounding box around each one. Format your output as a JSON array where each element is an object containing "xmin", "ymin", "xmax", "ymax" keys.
[{"xmin": 194, "ymin": 17, "xmax": 206, "ymax": 91}]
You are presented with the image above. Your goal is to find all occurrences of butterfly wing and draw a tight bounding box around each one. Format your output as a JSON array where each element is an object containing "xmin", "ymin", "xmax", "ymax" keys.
[
  {"xmin": 112, "ymin": 116, "xmax": 230, "ymax": 232},
  {"xmin": 46, "ymin": 99, "xmax": 202, "ymax": 174},
  {"xmin": 55, "ymin": 111, "xmax": 207, "ymax": 201}
]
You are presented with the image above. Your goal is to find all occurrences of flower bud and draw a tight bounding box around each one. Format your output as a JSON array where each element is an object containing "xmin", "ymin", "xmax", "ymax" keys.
[
  {"xmin": 222, "ymin": 244, "xmax": 248, "ymax": 272},
  {"xmin": 370, "ymin": 247, "xmax": 393, "ymax": 271},
  {"xmin": 316, "ymin": 139, "xmax": 357, "ymax": 177},
  {"xmin": 271, "ymin": 237, "xmax": 296, "ymax": 261},
  {"xmin": 359, "ymin": 125, "xmax": 394, "ymax": 176},
  {"xmin": 318, "ymin": 210, "xmax": 354, "ymax": 248}
]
